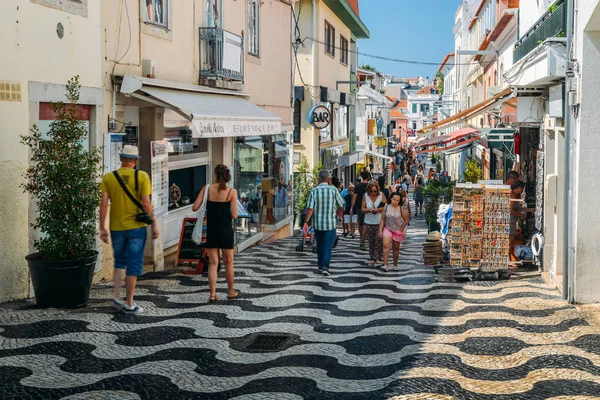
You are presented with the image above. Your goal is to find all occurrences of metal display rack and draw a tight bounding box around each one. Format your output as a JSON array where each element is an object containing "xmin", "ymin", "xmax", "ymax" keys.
[{"xmin": 447, "ymin": 183, "xmax": 511, "ymax": 280}]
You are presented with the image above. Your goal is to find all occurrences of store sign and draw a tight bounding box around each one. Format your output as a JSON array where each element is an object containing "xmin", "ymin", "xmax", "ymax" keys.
[
  {"xmin": 308, "ymin": 105, "xmax": 331, "ymax": 129},
  {"xmin": 293, "ymin": 152, "xmax": 301, "ymax": 164},
  {"xmin": 192, "ymin": 119, "xmax": 281, "ymax": 138},
  {"xmin": 374, "ymin": 138, "xmax": 387, "ymax": 147},
  {"xmin": 367, "ymin": 119, "xmax": 376, "ymax": 135},
  {"xmin": 150, "ymin": 140, "xmax": 169, "ymax": 216}
]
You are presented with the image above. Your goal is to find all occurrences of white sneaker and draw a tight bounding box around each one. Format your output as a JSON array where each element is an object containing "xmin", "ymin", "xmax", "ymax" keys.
[
  {"xmin": 382, "ymin": 265, "xmax": 389, "ymax": 272},
  {"xmin": 112, "ymin": 298, "xmax": 125, "ymax": 310},
  {"xmin": 122, "ymin": 303, "xmax": 144, "ymax": 314},
  {"xmin": 393, "ymin": 266, "xmax": 399, "ymax": 271}
]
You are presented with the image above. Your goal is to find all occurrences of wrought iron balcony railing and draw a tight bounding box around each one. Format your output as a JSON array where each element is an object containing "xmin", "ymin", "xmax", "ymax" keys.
[
  {"xmin": 513, "ymin": 1, "xmax": 565, "ymax": 63},
  {"xmin": 199, "ymin": 27, "xmax": 244, "ymax": 82}
]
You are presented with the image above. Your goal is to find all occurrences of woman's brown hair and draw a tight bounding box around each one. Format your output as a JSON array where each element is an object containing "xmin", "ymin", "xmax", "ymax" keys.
[
  {"xmin": 366, "ymin": 182, "xmax": 379, "ymax": 196},
  {"xmin": 214, "ymin": 164, "xmax": 232, "ymax": 190}
]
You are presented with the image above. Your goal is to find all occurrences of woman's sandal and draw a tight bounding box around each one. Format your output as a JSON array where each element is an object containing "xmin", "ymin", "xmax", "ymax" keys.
[
  {"xmin": 227, "ymin": 292, "xmax": 239, "ymax": 300},
  {"xmin": 208, "ymin": 295, "xmax": 218, "ymax": 303}
]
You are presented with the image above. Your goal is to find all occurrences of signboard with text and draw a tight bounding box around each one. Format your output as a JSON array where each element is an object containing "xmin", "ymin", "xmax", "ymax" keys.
[
  {"xmin": 374, "ymin": 138, "xmax": 387, "ymax": 147},
  {"xmin": 192, "ymin": 119, "xmax": 281, "ymax": 138},
  {"xmin": 308, "ymin": 105, "xmax": 331, "ymax": 129},
  {"xmin": 150, "ymin": 140, "xmax": 169, "ymax": 216}
]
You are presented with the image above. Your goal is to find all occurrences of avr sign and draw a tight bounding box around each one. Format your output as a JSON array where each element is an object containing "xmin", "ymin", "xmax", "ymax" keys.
[{"xmin": 308, "ymin": 105, "xmax": 331, "ymax": 129}]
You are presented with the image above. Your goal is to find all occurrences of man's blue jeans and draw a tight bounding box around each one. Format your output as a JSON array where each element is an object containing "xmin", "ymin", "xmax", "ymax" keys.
[{"xmin": 315, "ymin": 229, "xmax": 336, "ymax": 270}]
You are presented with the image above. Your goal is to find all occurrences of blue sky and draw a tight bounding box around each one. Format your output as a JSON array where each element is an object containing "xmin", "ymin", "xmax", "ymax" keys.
[{"xmin": 357, "ymin": 0, "xmax": 463, "ymax": 79}]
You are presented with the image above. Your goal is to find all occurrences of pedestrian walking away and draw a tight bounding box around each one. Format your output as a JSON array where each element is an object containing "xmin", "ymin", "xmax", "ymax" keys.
[
  {"xmin": 193, "ymin": 164, "xmax": 239, "ymax": 302},
  {"xmin": 354, "ymin": 171, "xmax": 370, "ymax": 251},
  {"xmin": 344, "ymin": 184, "xmax": 358, "ymax": 238},
  {"xmin": 99, "ymin": 145, "xmax": 159, "ymax": 314},
  {"xmin": 304, "ymin": 170, "xmax": 345, "ymax": 276},
  {"xmin": 362, "ymin": 182, "xmax": 386, "ymax": 267},
  {"xmin": 414, "ymin": 178, "xmax": 425, "ymax": 215},
  {"xmin": 379, "ymin": 192, "xmax": 409, "ymax": 271},
  {"xmin": 378, "ymin": 175, "xmax": 390, "ymax": 202}
]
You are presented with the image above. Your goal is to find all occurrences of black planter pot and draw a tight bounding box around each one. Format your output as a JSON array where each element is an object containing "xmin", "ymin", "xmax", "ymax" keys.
[{"xmin": 26, "ymin": 251, "xmax": 98, "ymax": 308}]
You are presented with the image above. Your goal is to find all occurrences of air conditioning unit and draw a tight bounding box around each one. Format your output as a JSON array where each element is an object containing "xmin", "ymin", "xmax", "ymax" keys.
[{"xmin": 487, "ymin": 85, "xmax": 501, "ymax": 98}]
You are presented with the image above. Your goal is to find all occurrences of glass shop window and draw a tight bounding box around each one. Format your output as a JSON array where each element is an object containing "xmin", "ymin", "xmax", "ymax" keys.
[{"xmin": 168, "ymin": 165, "xmax": 207, "ymax": 211}]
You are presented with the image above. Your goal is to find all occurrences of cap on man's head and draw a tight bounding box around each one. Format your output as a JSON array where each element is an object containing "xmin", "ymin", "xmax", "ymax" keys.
[
  {"xmin": 120, "ymin": 145, "xmax": 141, "ymax": 159},
  {"xmin": 318, "ymin": 169, "xmax": 330, "ymax": 181}
]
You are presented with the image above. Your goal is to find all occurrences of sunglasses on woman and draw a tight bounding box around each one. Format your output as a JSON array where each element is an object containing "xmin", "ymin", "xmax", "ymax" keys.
[{"xmin": 370, "ymin": 190, "xmax": 378, "ymax": 193}]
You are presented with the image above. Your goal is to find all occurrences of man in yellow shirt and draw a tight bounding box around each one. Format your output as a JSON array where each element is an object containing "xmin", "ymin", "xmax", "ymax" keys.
[{"xmin": 99, "ymin": 145, "xmax": 159, "ymax": 314}]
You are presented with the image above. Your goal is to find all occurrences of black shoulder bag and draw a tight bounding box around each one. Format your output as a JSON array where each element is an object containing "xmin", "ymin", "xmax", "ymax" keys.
[{"xmin": 113, "ymin": 170, "xmax": 154, "ymax": 225}]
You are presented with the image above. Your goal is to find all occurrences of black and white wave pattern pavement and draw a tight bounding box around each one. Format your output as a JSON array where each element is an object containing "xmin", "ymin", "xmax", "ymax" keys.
[{"xmin": 1, "ymin": 215, "xmax": 600, "ymax": 399}]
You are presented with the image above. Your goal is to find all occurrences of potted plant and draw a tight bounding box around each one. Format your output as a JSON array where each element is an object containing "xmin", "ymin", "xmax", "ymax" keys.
[
  {"xmin": 21, "ymin": 76, "xmax": 102, "ymax": 308},
  {"xmin": 293, "ymin": 155, "xmax": 321, "ymax": 228},
  {"xmin": 463, "ymin": 158, "xmax": 482, "ymax": 183},
  {"xmin": 423, "ymin": 179, "xmax": 454, "ymax": 232}
]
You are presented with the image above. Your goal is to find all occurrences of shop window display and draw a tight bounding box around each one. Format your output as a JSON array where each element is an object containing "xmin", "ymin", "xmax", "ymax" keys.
[
  {"xmin": 233, "ymin": 134, "xmax": 292, "ymax": 244},
  {"xmin": 165, "ymin": 127, "xmax": 210, "ymax": 211}
]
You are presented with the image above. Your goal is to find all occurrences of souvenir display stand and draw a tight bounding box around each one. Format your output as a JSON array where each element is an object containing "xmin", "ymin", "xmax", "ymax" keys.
[{"xmin": 448, "ymin": 183, "xmax": 511, "ymax": 280}]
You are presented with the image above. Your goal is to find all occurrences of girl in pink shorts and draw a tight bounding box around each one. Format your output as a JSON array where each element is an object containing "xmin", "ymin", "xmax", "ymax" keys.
[{"xmin": 378, "ymin": 192, "xmax": 409, "ymax": 272}]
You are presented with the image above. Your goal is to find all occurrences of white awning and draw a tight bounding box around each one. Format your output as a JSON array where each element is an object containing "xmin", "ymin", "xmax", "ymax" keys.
[
  {"xmin": 120, "ymin": 75, "xmax": 281, "ymax": 138},
  {"xmin": 363, "ymin": 150, "xmax": 393, "ymax": 161}
]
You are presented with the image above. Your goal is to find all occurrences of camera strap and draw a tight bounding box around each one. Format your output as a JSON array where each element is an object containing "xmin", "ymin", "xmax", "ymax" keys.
[{"xmin": 113, "ymin": 170, "xmax": 145, "ymax": 212}]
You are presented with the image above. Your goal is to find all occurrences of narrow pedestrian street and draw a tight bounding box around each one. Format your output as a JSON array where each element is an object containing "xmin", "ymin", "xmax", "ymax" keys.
[{"xmin": 1, "ymin": 212, "xmax": 599, "ymax": 399}]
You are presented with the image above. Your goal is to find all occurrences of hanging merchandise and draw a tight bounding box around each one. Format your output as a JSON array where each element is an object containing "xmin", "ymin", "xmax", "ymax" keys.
[
  {"xmin": 449, "ymin": 184, "xmax": 484, "ymax": 269},
  {"xmin": 481, "ymin": 187, "xmax": 511, "ymax": 272},
  {"xmin": 514, "ymin": 131, "xmax": 521, "ymax": 157},
  {"xmin": 449, "ymin": 183, "xmax": 511, "ymax": 280}
]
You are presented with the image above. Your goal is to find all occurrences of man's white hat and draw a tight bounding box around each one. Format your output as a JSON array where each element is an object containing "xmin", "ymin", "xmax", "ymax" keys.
[{"xmin": 120, "ymin": 145, "xmax": 141, "ymax": 159}]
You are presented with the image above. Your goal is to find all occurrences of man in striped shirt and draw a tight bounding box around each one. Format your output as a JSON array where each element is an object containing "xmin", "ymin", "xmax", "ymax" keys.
[{"xmin": 304, "ymin": 170, "xmax": 345, "ymax": 276}]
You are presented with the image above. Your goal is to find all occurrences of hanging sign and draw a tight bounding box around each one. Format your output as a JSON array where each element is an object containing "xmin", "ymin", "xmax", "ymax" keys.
[
  {"xmin": 103, "ymin": 132, "xmax": 125, "ymax": 174},
  {"xmin": 308, "ymin": 105, "xmax": 331, "ymax": 129},
  {"xmin": 374, "ymin": 138, "xmax": 387, "ymax": 147},
  {"xmin": 150, "ymin": 140, "xmax": 169, "ymax": 216},
  {"xmin": 367, "ymin": 119, "xmax": 376, "ymax": 135}
]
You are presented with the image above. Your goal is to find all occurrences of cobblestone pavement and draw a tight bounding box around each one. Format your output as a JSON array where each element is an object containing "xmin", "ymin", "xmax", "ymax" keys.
[{"xmin": 1, "ymin": 215, "xmax": 600, "ymax": 400}]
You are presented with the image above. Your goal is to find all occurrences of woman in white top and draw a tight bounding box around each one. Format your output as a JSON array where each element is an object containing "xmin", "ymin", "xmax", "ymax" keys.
[
  {"xmin": 361, "ymin": 182, "xmax": 386, "ymax": 266},
  {"xmin": 379, "ymin": 192, "xmax": 409, "ymax": 271}
]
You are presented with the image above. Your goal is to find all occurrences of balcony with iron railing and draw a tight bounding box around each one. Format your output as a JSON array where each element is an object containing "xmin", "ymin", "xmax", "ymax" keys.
[
  {"xmin": 198, "ymin": 27, "xmax": 244, "ymax": 88},
  {"xmin": 513, "ymin": 1, "xmax": 565, "ymax": 63}
]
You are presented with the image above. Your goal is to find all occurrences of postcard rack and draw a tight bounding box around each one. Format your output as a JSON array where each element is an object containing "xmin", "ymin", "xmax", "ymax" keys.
[{"xmin": 449, "ymin": 183, "xmax": 511, "ymax": 278}]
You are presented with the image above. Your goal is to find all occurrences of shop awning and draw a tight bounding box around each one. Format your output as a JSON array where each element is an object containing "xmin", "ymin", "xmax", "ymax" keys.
[
  {"xmin": 120, "ymin": 75, "xmax": 281, "ymax": 138},
  {"xmin": 484, "ymin": 128, "xmax": 517, "ymax": 161},
  {"xmin": 485, "ymin": 128, "xmax": 515, "ymax": 149},
  {"xmin": 417, "ymin": 128, "xmax": 478, "ymax": 148},
  {"xmin": 339, "ymin": 151, "xmax": 364, "ymax": 167},
  {"xmin": 363, "ymin": 150, "xmax": 393, "ymax": 161},
  {"xmin": 417, "ymin": 87, "xmax": 515, "ymax": 135}
]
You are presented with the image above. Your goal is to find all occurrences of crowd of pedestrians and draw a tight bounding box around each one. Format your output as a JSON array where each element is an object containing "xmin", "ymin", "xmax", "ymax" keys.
[{"xmin": 304, "ymin": 145, "xmax": 434, "ymax": 275}]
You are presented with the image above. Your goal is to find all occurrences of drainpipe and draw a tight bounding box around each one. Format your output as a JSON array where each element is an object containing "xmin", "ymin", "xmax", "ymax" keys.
[
  {"xmin": 312, "ymin": 0, "xmax": 317, "ymax": 166},
  {"xmin": 563, "ymin": 0, "xmax": 574, "ymax": 302}
]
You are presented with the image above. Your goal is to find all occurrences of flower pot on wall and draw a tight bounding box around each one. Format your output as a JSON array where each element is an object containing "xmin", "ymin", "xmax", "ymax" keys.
[{"xmin": 26, "ymin": 251, "xmax": 98, "ymax": 308}]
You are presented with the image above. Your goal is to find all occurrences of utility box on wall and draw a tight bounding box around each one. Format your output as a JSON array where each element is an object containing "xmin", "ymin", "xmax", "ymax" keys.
[
  {"xmin": 549, "ymin": 84, "xmax": 564, "ymax": 118},
  {"xmin": 517, "ymin": 97, "xmax": 541, "ymax": 122}
]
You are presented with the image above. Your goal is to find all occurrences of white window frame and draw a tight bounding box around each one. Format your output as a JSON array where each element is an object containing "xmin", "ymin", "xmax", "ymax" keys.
[
  {"xmin": 141, "ymin": 0, "xmax": 172, "ymax": 30},
  {"xmin": 206, "ymin": 0, "xmax": 223, "ymax": 28},
  {"xmin": 324, "ymin": 21, "xmax": 335, "ymax": 57},
  {"xmin": 247, "ymin": 0, "xmax": 260, "ymax": 56},
  {"xmin": 340, "ymin": 36, "xmax": 349, "ymax": 66}
]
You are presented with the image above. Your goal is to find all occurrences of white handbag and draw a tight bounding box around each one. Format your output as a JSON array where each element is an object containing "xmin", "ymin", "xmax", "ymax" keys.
[{"xmin": 191, "ymin": 184, "xmax": 210, "ymax": 245}]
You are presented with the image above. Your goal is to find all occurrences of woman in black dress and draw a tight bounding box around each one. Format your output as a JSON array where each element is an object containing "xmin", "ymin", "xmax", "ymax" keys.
[{"xmin": 193, "ymin": 164, "xmax": 238, "ymax": 302}]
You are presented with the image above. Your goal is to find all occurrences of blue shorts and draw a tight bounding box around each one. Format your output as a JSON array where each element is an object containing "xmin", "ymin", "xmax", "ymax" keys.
[{"xmin": 110, "ymin": 227, "xmax": 147, "ymax": 276}]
